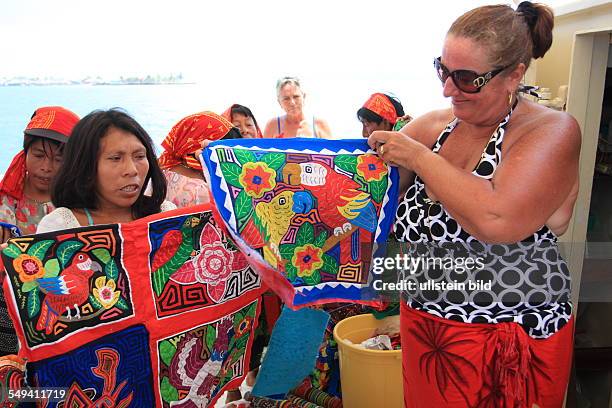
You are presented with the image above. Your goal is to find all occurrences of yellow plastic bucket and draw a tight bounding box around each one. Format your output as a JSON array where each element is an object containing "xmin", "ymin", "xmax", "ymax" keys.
[{"xmin": 333, "ymin": 314, "xmax": 403, "ymax": 408}]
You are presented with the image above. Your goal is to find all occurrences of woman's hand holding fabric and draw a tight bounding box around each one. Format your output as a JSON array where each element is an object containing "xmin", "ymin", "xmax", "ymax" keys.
[{"xmin": 367, "ymin": 130, "xmax": 431, "ymax": 172}]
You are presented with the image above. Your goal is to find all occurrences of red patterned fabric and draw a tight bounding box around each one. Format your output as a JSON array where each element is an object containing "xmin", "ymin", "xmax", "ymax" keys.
[
  {"xmin": 159, "ymin": 111, "xmax": 234, "ymax": 171},
  {"xmin": 362, "ymin": 93, "xmax": 398, "ymax": 124},
  {"xmin": 0, "ymin": 355, "xmax": 26, "ymax": 407},
  {"xmin": 0, "ymin": 152, "xmax": 27, "ymax": 201},
  {"xmin": 1, "ymin": 204, "xmax": 265, "ymax": 407},
  {"xmin": 400, "ymin": 303, "xmax": 574, "ymax": 408},
  {"xmin": 24, "ymin": 106, "xmax": 79, "ymax": 141}
]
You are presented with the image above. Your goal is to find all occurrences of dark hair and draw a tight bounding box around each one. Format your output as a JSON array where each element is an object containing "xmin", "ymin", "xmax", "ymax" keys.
[
  {"xmin": 23, "ymin": 135, "xmax": 63, "ymax": 156},
  {"xmin": 52, "ymin": 108, "xmax": 166, "ymax": 219},
  {"xmin": 448, "ymin": 2, "xmax": 554, "ymax": 69},
  {"xmin": 230, "ymin": 104, "xmax": 260, "ymax": 130},
  {"xmin": 24, "ymin": 106, "xmax": 65, "ymax": 155},
  {"xmin": 356, "ymin": 94, "xmax": 405, "ymax": 125}
]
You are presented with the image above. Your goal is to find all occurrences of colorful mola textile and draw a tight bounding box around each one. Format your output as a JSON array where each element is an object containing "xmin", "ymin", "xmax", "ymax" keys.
[
  {"xmin": 1, "ymin": 204, "xmax": 264, "ymax": 407},
  {"xmin": 202, "ymin": 138, "xmax": 399, "ymax": 308},
  {"xmin": 0, "ymin": 355, "xmax": 26, "ymax": 407}
]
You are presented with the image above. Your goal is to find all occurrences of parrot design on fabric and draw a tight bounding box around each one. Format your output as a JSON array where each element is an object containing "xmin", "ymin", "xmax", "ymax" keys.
[
  {"xmin": 253, "ymin": 190, "xmax": 313, "ymax": 267},
  {"xmin": 282, "ymin": 162, "xmax": 378, "ymax": 235},
  {"xmin": 151, "ymin": 215, "xmax": 201, "ymax": 295},
  {"xmin": 36, "ymin": 252, "xmax": 102, "ymax": 335}
]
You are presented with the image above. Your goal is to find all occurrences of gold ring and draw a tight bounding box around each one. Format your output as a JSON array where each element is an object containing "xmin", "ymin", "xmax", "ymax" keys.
[{"xmin": 380, "ymin": 145, "xmax": 385, "ymax": 155}]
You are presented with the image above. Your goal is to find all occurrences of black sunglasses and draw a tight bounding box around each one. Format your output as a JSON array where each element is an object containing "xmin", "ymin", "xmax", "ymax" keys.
[{"xmin": 434, "ymin": 57, "xmax": 507, "ymax": 94}]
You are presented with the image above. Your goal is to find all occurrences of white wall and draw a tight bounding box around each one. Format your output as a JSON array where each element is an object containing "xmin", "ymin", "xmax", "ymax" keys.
[{"xmin": 536, "ymin": 2, "xmax": 612, "ymax": 98}]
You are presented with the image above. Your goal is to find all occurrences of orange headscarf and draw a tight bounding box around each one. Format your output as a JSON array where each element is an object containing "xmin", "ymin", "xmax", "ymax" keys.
[
  {"xmin": 362, "ymin": 93, "xmax": 398, "ymax": 124},
  {"xmin": 0, "ymin": 106, "xmax": 79, "ymax": 200},
  {"xmin": 222, "ymin": 104, "xmax": 263, "ymax": 138},
  {"xmin": 158, "ymin": 111, "xmax": 234, "ymax": 171}
]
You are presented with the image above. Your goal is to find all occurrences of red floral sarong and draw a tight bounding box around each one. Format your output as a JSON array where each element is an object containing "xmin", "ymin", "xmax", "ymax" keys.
[{"xmin": 400, "ymin": 303, "xmax": 573, "ymax": 408}]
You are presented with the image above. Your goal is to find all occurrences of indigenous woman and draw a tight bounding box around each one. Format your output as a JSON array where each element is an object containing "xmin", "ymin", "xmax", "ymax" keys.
[
  {"xmin": 369, "ymin": 2, "xmax": 580, "ymax": 407},
  {"xmin": 37, "ymin": 109, "xmax": 175, "ymax": 233},
  {"xmin": 0, "ymin": 106, "xmax": 78, "ymax": 355},
  {"xmin": 0, "ymin": 106, "xmax": 79, "ymax": 241},
  {"xmin": 222, "ymin": 104, "xmax": 263, "ymax": 138},
  {"xmin": 158, "ymin": 111, "xmax": 240, "ymax": 208},
  {"xmin": 263, "ymin": 77, "xmax": 332, "ymax": 139},
  {"xmin": 357, "ymin": 93, "xmax": 411, "ymax": 137}
]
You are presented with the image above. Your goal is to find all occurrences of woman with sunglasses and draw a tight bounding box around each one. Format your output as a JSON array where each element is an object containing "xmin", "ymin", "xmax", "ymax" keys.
[{"xmin": 369, "ymin": 2, "xmax": 580, "ymax": 407}]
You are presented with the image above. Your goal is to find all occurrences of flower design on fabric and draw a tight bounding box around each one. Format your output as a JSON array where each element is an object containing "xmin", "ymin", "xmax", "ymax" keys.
[
  {"xmin": 239, "ymin": 162, "xmax": 277, "ymax": 198},
  {"xmin": 13, "ymin": 255, "xmax": 45, "ymax": 283},
  {"xmin": 92, "ymin": 276, "xmax": 120, "ymax": 309},
  {"xmin": 356, "ymin": 154, "xmax": 387, "ymax": 182},
  {"xmin": 409, "ymin": 319, "xmax": 479, "ymax": 406},
  {"xmin": 194, "ymin": 243, "xmax": 233, "ymax": 285},
  {"xmin": 235, "ymin": 316, "xmax": 253, "ymax": 337},
  {"xmin": 170, "ymin": 223, "xmax": 249, "ymax": 303},
  {"xmin": 292, "ymin": 244, "xmax": 324, "ymax": 277}
]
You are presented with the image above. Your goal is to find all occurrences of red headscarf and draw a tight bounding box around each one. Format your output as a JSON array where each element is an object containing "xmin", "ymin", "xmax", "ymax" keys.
[
  {"xmin": 159, "ymin": 111, "xmax": 234, "ymax": 171},
  {"xmin": 222, "ymin": 104, "xmax": 263, "ymax": 138},
  {"xmin": 362, "ymin": 93, "xmax": 398, "ymax": 124},
  {"xmin": 0, "ymin": 106, "xmax": 79, "ymax": 200}
]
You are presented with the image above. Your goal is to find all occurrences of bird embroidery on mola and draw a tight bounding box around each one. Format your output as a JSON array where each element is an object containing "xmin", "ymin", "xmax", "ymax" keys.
[
  {"xmin": 2, "ymin": 227, "xmax": 133, "ymax": 348},
  {"xmin": 203, "ymin": 138, "xmax": 399, "ymax": 308},
  {"xmin": 0, "ymin": 206, "xmax": 265, "ymax": 408}
]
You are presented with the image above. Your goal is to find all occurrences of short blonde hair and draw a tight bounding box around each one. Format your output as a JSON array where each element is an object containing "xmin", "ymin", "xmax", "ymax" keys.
[{"xmin": 276, "ymin": 76, "xmax": 302, "ymax": 97}]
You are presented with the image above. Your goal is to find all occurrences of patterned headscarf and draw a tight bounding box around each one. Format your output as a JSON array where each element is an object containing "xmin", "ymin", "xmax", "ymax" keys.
[
  {"xmin": 0, "ymin": 106, "xmax": 79, "ymax": 200},
  {"xmin": 222, "ymin": 104, "xmax": 263, "ymax": 138},
  {"xmin": 158, "ymin": 111, "xmax": 234, "ymax": 171},
  {"xmin": 361, "ymin": 93, "xmax": 398, "ymax": 124}
]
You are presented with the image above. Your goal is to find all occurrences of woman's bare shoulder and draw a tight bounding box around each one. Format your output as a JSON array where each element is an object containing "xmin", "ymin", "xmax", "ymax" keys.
[
  {"xmin": 506, "ymin": 101, "xmax": 581, "ymax": 152},
  {"xmin": 399, "ymin": 108, "xmax": 453, "ymax": 148}
]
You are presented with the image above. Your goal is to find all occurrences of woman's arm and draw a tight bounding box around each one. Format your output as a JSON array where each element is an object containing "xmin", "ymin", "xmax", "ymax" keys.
[
  {"xmin": 373, "ymin": 110, "xmax": 581, "ymax": 243},
  {"xmin": 0, "ymin": 227, "xmax": 11, "ymax": 244}
]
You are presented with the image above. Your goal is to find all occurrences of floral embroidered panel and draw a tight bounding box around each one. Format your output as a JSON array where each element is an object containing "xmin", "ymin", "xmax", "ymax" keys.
[
  {"xmin": 202, "ymin": 138, "xmax": 399, "ymax": 308},
  {"xmin": 1, "ymin": 204, "xmax": 264, "ymax": 407}
]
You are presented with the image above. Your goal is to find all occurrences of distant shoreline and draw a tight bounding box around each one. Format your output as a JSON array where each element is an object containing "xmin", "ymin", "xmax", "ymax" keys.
[{"xmin": 1, "ymin": 82, "xmax": 196, "ymax": 87}]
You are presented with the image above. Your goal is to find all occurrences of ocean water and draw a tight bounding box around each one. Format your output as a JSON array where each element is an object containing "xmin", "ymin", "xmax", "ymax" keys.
[
  {"xmin": 0, "ymin": 77, "xmax": 448, "ymax": 173},
  {"xmin": 0, "ymin": 84, "xmax": 235, "ymax": 170}
]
